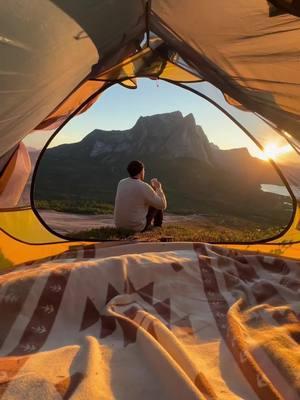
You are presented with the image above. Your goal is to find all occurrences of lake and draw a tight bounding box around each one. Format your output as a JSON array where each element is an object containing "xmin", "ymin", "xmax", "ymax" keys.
[{"xmin": 260, "ymin": 184, "xmax": 289, "ymax": 197}]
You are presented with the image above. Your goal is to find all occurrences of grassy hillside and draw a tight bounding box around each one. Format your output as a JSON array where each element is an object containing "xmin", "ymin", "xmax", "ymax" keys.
[
  {"xmin": 35, "ymin": 199, "xmax": 114, "ymax": 215},
  {"xmin": 67, "ymin": 216, "xmax": 283, "ymax": 242},
  {"xmin": 34, "ymin": 156, "xmax": 292, "ymax": 225}
]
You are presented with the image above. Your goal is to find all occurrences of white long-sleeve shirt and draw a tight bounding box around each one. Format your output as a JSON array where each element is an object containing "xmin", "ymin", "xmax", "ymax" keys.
[{"xmin": 114, "ymin": 178, "xmax": 167, "ymax": 232}]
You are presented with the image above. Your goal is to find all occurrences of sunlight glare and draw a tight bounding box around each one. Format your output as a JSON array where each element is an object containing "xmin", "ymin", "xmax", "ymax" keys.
[{"xmin": 259, "ymin": 143, "xmax": 292, "ymax": 161}]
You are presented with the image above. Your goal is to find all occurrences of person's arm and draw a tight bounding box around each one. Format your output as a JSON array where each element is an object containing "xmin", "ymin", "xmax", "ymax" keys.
[{"xmin": 142, "ymin": 182, "xmax": 167, "ymax": 210}]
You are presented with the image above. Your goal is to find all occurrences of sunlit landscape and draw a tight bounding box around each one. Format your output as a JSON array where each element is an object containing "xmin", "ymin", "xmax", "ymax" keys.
[{"xmin": 26, "ymin": 80, "xmax": 294, "ymax": 243}]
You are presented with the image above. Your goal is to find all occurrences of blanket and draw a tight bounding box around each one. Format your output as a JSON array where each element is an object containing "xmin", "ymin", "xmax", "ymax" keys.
[{"xmin": 0, "ymin": 243, "xmax": 299, "ymax": 399}]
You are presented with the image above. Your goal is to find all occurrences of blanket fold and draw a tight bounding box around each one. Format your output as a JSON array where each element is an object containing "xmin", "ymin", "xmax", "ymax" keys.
[{"xmin": 0, "ymin": 243, "xmax": 299, "ymax": 399}]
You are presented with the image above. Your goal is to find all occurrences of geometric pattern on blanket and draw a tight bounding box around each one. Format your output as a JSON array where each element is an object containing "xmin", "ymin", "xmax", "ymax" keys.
[{"xmin": 0, "ymin": 243, "xmax": 299, "ymax": 399}]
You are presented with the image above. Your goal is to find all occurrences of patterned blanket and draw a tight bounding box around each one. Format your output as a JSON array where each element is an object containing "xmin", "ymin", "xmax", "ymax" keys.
[{"xmin": 0, "ymin": 243, "xmax": 299, "ymax": 399}]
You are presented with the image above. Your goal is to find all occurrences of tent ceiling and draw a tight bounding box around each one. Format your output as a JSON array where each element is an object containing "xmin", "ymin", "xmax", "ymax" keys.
[
  {"xmin": 1, "ymin": 0, "xmax": 300, "ymax": 159},
  {"xmin": 0, "ymin": 0, "xmax": 146, "ymax": 158},
  {"xmin": 150, "ymin": 0, "xmax": 300, "ymax": 140}
]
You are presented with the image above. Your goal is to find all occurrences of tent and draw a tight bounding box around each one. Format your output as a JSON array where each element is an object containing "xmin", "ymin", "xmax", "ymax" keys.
[{"xmin": 0, "ymin": 1, "xmax": 300, "ymax": 399}]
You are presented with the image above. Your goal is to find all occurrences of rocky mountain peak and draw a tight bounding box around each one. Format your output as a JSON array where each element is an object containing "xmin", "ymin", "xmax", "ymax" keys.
[
  {"xmin": 59, "ymin": 111, "xmax": 215, "ymax": 163},
  {"xmin": 133, "ymin": 111, "xmax": 184, "ymax": 132},
  {"xmin": 183, "ymin": 113, "xmax": 196, "ymax": 126},
  {"xmin": 48, "ymin": 112, "xmax": 261, "ymax": 173}
]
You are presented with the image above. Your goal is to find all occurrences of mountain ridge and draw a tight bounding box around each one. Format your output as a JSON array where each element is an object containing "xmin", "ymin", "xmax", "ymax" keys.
[
  {"xmin": 34, "ymin": 111, "xmax": 289, "ymax": 222},
  {"xmin": 46, "ymin": 111, "xmax": 260, "ymax": 167}
]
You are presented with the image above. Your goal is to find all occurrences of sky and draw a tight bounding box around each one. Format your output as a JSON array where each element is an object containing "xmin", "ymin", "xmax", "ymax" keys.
[{"xmin": 24, "ymin": 78, "xmax": 292, "ymax": 161}]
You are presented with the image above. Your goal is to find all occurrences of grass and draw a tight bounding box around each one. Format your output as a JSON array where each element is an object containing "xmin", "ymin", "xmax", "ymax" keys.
[
  {"xmin": 35, "ymin": 199, "xmax": 114, "ymax": 215},
  {"xmin": 67, "ymin": 221, "xmax": 283, "ymax": 243},
  {"xmin": 37, "ymin": 199, "xmax": 287, "ymax": 243}
]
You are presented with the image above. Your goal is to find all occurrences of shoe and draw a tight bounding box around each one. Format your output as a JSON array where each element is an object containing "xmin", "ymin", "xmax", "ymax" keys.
[{"xmin": 142, "ymin": 225, "xmax": 153, "ymax": 232}]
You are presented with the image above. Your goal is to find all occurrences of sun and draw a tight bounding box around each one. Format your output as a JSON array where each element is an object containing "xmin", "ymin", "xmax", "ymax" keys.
[{"xmin": 259, "ymin": 142, "xmax": 292, "ymax": 161}]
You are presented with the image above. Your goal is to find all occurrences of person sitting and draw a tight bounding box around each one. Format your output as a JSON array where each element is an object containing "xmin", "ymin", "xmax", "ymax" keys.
[{"xmin": 114, "ymin": 160, "xmax": 167, "ymax": 232}]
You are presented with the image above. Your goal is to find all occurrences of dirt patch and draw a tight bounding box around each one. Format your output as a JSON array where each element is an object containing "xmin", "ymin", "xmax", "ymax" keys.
[{"xmin": 38, "ymin": 210, "xmax": 210, "ymax": 236}]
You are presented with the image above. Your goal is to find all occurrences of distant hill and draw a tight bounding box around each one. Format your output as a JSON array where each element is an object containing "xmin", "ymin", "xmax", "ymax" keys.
[{"xmin": 34, "ymin": 111, "xmax": 290, "ymax": 223}]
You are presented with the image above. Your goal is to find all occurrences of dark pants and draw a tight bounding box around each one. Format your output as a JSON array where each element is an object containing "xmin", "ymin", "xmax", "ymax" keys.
[{"xmin": 143, "ymin": 207, "xmax": 163, "ymax": 231}]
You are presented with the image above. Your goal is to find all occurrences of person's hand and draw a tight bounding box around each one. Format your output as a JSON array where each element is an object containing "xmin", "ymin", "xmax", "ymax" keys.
[{"xmin": 151, "ymin": 178, "xmax": 161, "ymax": 190}]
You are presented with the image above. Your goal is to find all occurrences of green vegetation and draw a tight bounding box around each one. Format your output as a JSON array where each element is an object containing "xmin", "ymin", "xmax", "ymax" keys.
[
  {"xmin": 67, "ymin": 217, "xmax": 283, "ymax": 243},
  {"xmin": 35, "ymin": 199, "xmax": 114, "ymax": 215},
  {"xmin": 68, "ymin": 227, "xmax": 135, "ymax": 241},
  {"xmin": 36, "ymin": 198, "xmax": 289, "ymax": 243},
  {"xmin": 34, "ymin": 154, "xmax": 292, "ymax": 228}
]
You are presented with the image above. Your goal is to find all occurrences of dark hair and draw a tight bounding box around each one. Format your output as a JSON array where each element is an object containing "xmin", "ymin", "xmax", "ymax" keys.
[{"xmin": 127, "ymin": 160, "xmax": 144, "ymax": 177}]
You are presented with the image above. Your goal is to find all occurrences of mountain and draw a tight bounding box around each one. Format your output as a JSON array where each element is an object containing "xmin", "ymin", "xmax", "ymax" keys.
[
  {"xmin": 34, "ymin": 111, "xmax": 290, "ymax": 222},
  {"xmin": 46, "ymin": 112, "xmax": 214, "ymax": 163}
]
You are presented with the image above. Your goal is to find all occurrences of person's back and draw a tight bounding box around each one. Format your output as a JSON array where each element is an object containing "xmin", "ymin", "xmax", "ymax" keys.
[{"xmin": 114, "ymin": 161, "xmax": 167, "ymax": 232}]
